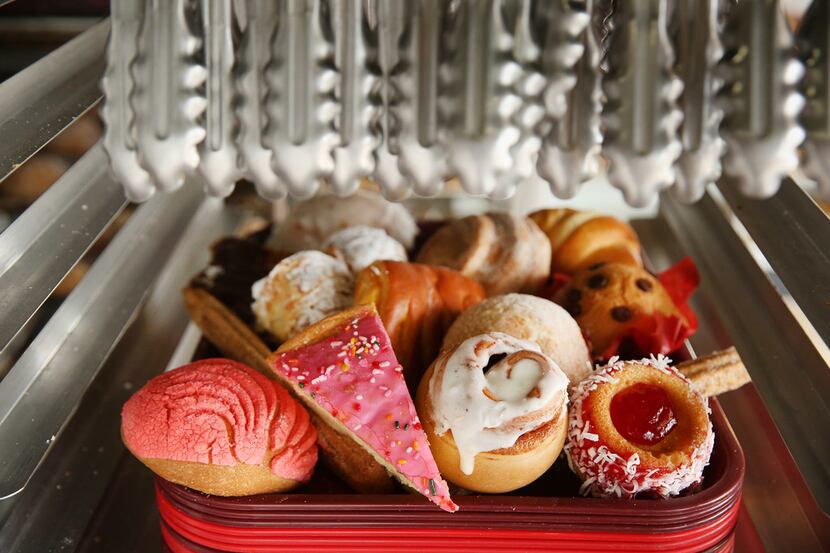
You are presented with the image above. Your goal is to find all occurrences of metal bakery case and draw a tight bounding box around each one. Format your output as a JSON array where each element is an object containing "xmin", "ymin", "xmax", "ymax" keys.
[{"xmin": 0, "ymin": 0, "xmax": 829, "ymax": 551}]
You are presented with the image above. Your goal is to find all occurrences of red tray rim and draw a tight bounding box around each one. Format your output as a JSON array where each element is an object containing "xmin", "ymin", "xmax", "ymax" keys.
[{"xmin": 156, "ymin": 398, "xmax": 744, "ymax": 531}]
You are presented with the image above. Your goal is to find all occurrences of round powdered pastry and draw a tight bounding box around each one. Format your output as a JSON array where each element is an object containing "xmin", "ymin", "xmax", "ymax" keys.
[
  {"xmin": 121, "ymin": 359, "xmax": 318, "ymax": 496},
  {"xmin": 565, "ymin": 356, "xmax": 714, "ymax": 498},
  {"xmin": 252, "ymin": 251, "xmax": 354, "ymax": 342},
  {"xmin": 324, "ymin": 225, "xmax": 408, "ymax": 273},
  {"xmin": 270, "ymin": 191, "xmax": 418, "ymax": 252},
  {"xmin": 442, "ymin": 294, "xmax": 592, "ymax": 384}
]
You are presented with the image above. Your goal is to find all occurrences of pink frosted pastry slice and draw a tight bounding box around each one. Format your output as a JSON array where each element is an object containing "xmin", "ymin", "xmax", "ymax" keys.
[
  {"xmin": 121, "ymin": 359, "xmax": 318, "ymax": 496},
  {"xmin": 269, "ymin": 305, "xmax": 458, "ymax": 512}
]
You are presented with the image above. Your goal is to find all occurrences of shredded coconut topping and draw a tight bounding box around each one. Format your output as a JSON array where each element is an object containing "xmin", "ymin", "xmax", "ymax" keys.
[{"xmin": 565, "ymin": 357, "xmax": 715, "ymax": 499}]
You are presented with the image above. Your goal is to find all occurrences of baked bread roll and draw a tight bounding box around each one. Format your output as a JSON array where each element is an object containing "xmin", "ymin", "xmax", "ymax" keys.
[
  {"xmin": 416, "ymin": 333, "xmax": 569, "ymax": 493},
  {"xmin": 270, "ymin": 305, "xmax": 458, "ymax": 511},
  {"xmin": 271, "ymin": 191, "xmax": 418, "ymax": 252},
  {"xmin": 324, "ymin": 225, "xmax": 408, "ymax": 273},
  {"xmin": 566, "ymin": 356, "xmax": 714, "ymax": 498},
  {"xmin": 0, "ymin": 153, "xmax": 69, "ymax": 211},
  {"xmin": 121, "ymin": 359, "xmax": 318, "ymax": 496},
  {"xmin": 529, "ymin": 208, "xmax": 642, "ymax": 274},
  {"xmin": 442, "ymin": 294, "xmax": 592, "ymax": 385},
  {"xmin": 251, "ymin": 251, "xmax": 353, "ymax": 342},
  {"xmin": 415, "ymin": 213, "xmax": 551, "ymax": 295},
  {"xmin": 354, "ymin": 260, "xmax": 485, "ymax": 388},
  {"xmin": 45, "ymin": 109, "xmax": 101, "ymax": 158},
  {"xmin": 553, "ymin": 262, "xmax": 687, "ymax": 358}
]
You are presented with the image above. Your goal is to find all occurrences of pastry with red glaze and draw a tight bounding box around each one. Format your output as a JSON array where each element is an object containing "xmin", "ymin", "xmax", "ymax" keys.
[
  {"xmin": 121, "ymin": 359, "xmax": 318, "ymax": 496},
  {"xmin": 565, "ymin": 356, "xmax": 714, "ymax": 498},
  {"xmin": 269, "ymin": 305, "xmax": 458, "ymax": 512}
]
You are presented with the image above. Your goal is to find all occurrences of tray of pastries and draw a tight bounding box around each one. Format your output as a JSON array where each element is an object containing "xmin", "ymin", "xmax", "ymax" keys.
[{"xmin": 119, "ymin": 192, "xmax": 751, "ymax": 552}]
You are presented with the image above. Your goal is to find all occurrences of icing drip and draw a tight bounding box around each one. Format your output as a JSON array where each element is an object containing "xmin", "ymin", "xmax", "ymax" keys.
[{"xmin": 429, "ymin": 333, "xmax": 569, "ymax": 475}]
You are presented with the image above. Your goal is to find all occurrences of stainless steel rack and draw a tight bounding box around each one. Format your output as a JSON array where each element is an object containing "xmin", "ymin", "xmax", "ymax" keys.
[{"xmin": 0, "ymin": 3, "xmax": 829, "ymax": 552}]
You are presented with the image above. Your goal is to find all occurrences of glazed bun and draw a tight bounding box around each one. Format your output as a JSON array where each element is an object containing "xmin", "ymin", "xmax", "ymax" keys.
[
  {"xmin": 251, "ymin": 251, "xmax": 353, "ymax": 342},
  {"xmin": 553, "ymin": 262, "xmax": 686, "ymax": 358},
  {"xmin": 121, "ymin": 359, "xmax": 318, "ymax": 496},
  {"xmin": 442, "ymin": 294, "xmax": 592, "ymax": 384},
  {"xmin": 415, "ymin": 213, "xmax": 551, "ymax": 295},
  {"xmin": 530, "ymin": 208, "xmax": 642, "ymax": 274},
  {"xmin": 416, "ymin": 333, "xmax": 569, "ymax": 493},
  {"xmin": 323, "ymin": 225, "xmax": 407, "ymax": 273}
]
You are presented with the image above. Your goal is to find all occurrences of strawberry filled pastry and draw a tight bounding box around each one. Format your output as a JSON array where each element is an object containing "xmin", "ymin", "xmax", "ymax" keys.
[
  {"xmin": 269, "ymin": 305, "xmax": 458, "ymax": 512},
  {"xmin": 565, "ymin": 356, "xmax": 714, "ymax": 498}
]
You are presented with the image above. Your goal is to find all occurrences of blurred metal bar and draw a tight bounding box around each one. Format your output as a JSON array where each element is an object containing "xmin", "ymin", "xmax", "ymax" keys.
[
  {"xmin": 0, "ymin": 196, "xmax": 239, "ymax": 551},
  {"xmin": 718, "ymin": 178, "xmax": 830, "ymax": 350},
  {"xmin": 660, "ymin": 190, "xmax": 830, "ymax": 515},
  {"xmin": 0, "ymin": 18, "xmax": 108, "ymax": 182},
  {"xmin": 0, "ymin": 182, "xmax": 207, "ymax": 501},
  {"xmin": 0, "ymin": 145, "xmax": 127, "ymax": 357}
]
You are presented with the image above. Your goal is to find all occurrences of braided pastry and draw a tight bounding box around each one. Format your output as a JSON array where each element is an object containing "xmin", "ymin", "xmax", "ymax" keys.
[
  {"xmin": 415, "ymin": 213, "xmax": 551, "ymax": 296},
  {"xmin": 416, "ymin": 333, "xmax": 569, "ymax": 493},
  {"xmin": 530, "ymin": 208, "xmax": 642, "ymax": 274}
]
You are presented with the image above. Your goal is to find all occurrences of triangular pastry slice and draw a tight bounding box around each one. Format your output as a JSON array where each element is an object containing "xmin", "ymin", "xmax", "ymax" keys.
[{"xmin": 269, "ymin": 305, "xmax": 458, "ymax": 512}]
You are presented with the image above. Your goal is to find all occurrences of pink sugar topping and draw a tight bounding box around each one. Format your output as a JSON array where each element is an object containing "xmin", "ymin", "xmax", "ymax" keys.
[
  {"xmin": 121, "ymin": 359, "xmax": 317, "ymax": 482},
  {"xmin": 271, "ymin": 313, "xmax": 458, "ymax": 512}
]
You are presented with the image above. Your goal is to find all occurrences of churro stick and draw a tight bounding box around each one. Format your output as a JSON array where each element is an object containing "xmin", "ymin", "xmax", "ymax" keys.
[
  {"xmin": 676, "ymin": 347, "xmax": 751, "ymax": 397},
  {"xmin": 182, "ymin": 286, "xmax": 395, "ymax": 493}
]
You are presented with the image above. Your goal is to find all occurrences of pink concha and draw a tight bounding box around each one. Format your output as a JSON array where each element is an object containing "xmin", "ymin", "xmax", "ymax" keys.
[{"xmin": 122, "ymin": 358, "xmax": 317, "ymax": 482}]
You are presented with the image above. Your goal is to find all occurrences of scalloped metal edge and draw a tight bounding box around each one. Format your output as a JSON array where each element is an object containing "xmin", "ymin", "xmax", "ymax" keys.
[{"xmin": 132, "ymin": 0, "xmax": 207, "ymax": 192}]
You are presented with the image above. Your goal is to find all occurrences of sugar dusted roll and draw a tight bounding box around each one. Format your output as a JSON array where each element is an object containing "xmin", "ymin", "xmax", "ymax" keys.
[
  {"xmin": 416, "ymin": 333, "xmax": 570, "ymax": 493},
  {"xmin": 251, "ymin": 251, "xmax": 353, "ymax": 342},
  {"xmin": 121, "ymin": 359, "xmax": 318, "ymax": 496},
  {"xmin": 565, "ymin": 356, "xmax": 714, "ymax": 499},
  {"xmin": 323, "ymin": 225, "xmax": 408, "ymax": 273}
]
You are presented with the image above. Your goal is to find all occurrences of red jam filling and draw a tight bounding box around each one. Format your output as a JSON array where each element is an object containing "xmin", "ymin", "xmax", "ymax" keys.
[{"xmin": 610, "ymin": 383, "xmax": 677, "ymax": 446}]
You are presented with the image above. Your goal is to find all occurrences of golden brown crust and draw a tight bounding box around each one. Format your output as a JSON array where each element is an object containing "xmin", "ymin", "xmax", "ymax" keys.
[
  {"xmin": 415, "ymin": 213, "xmax": 551, "ymax": 295},
  {"xmin": 414, "ymin": 350, "xmax": 568, "ymax": 493},
  {"xmin": 676, "ymin": 347, "xmax": 751, "ymax": 397},
  {"xmin": 553, "ymin": 263, "xmax": 685, "ymax": 357},
  {"xmin": 353, "ymin": 261, "xmax": 485, "ymax": 388},
  {"xmin": 530, "ymin": 208, "xmax": 642, "ymax": 274},
  {"xmin": 137, "ymin": 456, "xmax": 300, "ymax": 497},
  {"xmin": 182, "ymin": 289, "xmax": 393, "ymax": 493}
]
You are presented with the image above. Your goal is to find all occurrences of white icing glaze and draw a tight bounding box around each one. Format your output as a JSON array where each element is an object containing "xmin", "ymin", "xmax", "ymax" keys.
[
  {"xmin": 429, "ymin": 332, "xmax": 569, "ymax": 475},
  {"xmin": 323, "ymin": 225, "xmax": 407, "ymax": 273}
]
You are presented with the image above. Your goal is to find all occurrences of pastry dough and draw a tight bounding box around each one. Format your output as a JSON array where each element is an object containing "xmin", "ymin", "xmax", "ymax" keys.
[
  {"xmin": 415, "ymin": 213, "xmax": 551, "ymax": 295},
  {"xmin": 530, "ymin": 208, "xmax": 642, "ymax": 274},
  {"xmin": 251, "ymin": 251, "xmax": 353, "ymax": 342},
  {"xmin": 443, "ymin": 294, "xmax": 592, "ymax": 385},
  {"xmin": 354, "ymin": 260, "xmax": 485, "ymax": 388}
]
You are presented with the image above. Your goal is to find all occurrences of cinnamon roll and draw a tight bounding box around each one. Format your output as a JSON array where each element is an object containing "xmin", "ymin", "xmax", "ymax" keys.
[{"xmin": 415, "ymin": 333, "xmax": 569, "ymax": 493}]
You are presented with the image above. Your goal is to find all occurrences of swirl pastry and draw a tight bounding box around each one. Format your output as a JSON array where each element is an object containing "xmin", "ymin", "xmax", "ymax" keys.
[
  {"xmin": 565, "ymin": 356, "xmax": 714, "ymax": 498},
  {"xmin": 270, "ymin": 191, "xmax": 418, "ymax": 252},
  {"xmin": 121, "ymin": 359, "xmax": 318, "ymax": 496},
  {"xmin": 324, "ymin": 225, "xmax": 408, "ymax": 273},
  {"xmin": 416, "ymin": 333, "xmax": 570, "ymax": 493},
  {"xmin": 442, "ymin": 294, "xmax": 592, "ymax": 385},
  {"xmin": 415, "ymin": 213, "xmax": 551, "ymax": 296},
  {"xmin": 553, "ymin": 262, "xmax": 689, "ymax": 358},
  {"xmin": 354, "ymin": 260, "xmax": 485, "ymax": 388},
  {"xmin": 251, "ymin": 251, "xmax": 353, "ymax": 342},
  {"xmin": 530, "ymin": 208, "xmax": 642, "ymax": 274},
  {"xmin": 270, "ymin": 305, "xmax": 458, "ymax": 512}
]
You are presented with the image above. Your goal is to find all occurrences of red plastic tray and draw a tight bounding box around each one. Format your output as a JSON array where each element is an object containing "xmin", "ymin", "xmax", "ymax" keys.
[{"xmin": 156, "ymin": 397, "xmax": 743, "ymax": 552}]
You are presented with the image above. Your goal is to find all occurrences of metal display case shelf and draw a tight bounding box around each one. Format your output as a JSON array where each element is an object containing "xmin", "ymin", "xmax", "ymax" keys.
[{"xmin": 0, "ymin": 11, "xmax": 828, "ymax": 553}]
